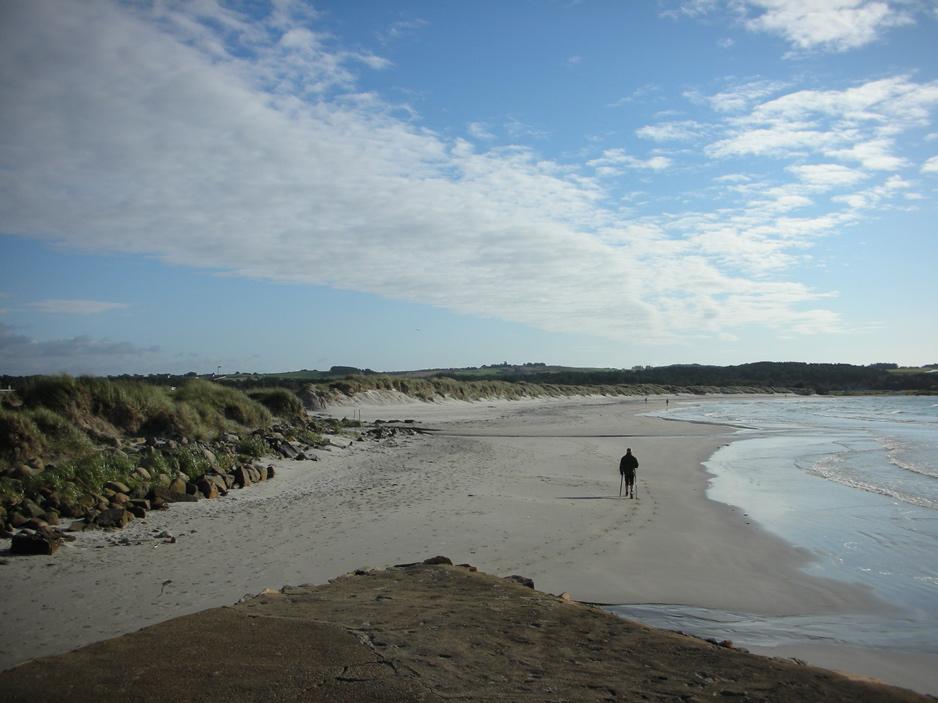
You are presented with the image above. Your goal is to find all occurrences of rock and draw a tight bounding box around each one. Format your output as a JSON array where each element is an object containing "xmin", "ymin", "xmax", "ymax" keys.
[
  {"xmin": 22, "ymin": 498, "xmax": 45, "ymax": 519},
  {"xmin": 77, "ymin": 494, "xmax": 97, "ymax": 510},
  {"xmin": 148, "ymin": 486, "xmax": 198, "ymax": 504},
  {"xmin": 505, "ymin": 575, "xmax": 535, "ymax": 589},
  {"xmin": 196, "ymin": 478, "xmax": 218, "ymax": 500},
  {"xmin": 104, "ymin": 481, "xmax": 131, "ymax": 494},
  {"xmin": 558, "ymin": 592, "xmax": 573, "ymax": 602},
  {"xmin": 130, "ymin": 498, "xmax": 151, "ymax": 511},
  {"xmin": 10, "ymin": 512, "xmax": 28, "ymax": 528},
  {"xmin": 200, "ymin": 446, "xmax": 217, "ymax": 463},
  {"xmin": 185, "ymin": 482, "xmax": 199, "ymax": 496},
  {"xmin": 23, "ymin": 517, "xmax": 49, "ymax": 530},
  {"xmin": 221, "ymin": 473, "xmax": 235, "ymax": 489},
  {"xmin": 11, "ymin": 530, "xmax": 62, "ymax": 555},
  {"xmin": 67, "ymin": 520, "xmax": 88, "ymax": 532},
  {"xmin": 94, "ymin": 507, "xmax": 134, "ymax": 529},
  {"xmin": 276, "ymin": 442, "xmax": 299, "ymax": 459},
  {"xmin": 266, "ymin": 465, "xmax": 275, "ymax": 480},
  {"xmin": 234, "ymin": 466, "xmax": 253, "ymax": 488},
  {"xmin": 133, "ymin": 467, "xmax": 151, "ymax": 481},
  {"xmin": 423, "ymin": 556, "xmax": 453, "ymax": 566},
  {"xmin": 110, "ymin": 493, "xmax": 130, "ymax": 505},
  {"xmin": 127, "ymin": 504, "xmax": 147, "ymax": 519},
  {"xmin": 10, "ymin": 465, "xmax": 39, "ymax": 481},
  {"xmin": 58, "ymin": 499, "xmax": 82, "ymax": 518},
  {"xmin": 169, "ymin": 477, "xmax": 187, "ymax": 494},
  {"xmin": 44, "ymin": 510, "xmax": 60, "ymax": 526},
  {"xmin": 223, "ymin": 433, "xmax": 240, "ymax": 444},
  {"xmin": 175, "ymin": 471, "xmax": 190, "ymax": 484},
  {"xmin": 156, "ymin": 473, "xmax": 171, "ymax": 487}
]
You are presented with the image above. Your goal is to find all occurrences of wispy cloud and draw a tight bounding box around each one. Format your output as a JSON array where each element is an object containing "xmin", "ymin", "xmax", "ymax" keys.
[
  {"xmin": 704, "ymin": 76, "xmax": 938, "ymax": 166},
  {"xmin": 635, "ymin": 120, "xmax": 704, "ymax": 142},
  {"xmin": 920, "ymin": 155, "xmax": 938, "ymax": 174},
  {"xmin": 668, "ymin": 1, "xmax": 917, "ymax": 54},
  {"xmin": 742, "ymin": 0, "xmax": 913, "ymax": 53},
  {"xmin": 467, "ymin": 121, "xmax": 496, "ymax": 141},
  {"xmin": 377, "ymin": 18, "xmax": 428, "ymax": 43},
  {"xmin": 2, "ymin": 0, "xmax": 908, "ymax": 348},
  {"xmin": 28, "ymin": 299, "xmax": 129, "ymax": 315},
  {"xmin": 588, "ymin": 149, "xmax": 672, "ymax": 174}
]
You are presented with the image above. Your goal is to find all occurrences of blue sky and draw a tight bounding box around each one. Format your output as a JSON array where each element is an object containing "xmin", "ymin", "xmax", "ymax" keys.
[{"xmin": 1, "ymin": 0, "xmax": 937, "ymax": 375}]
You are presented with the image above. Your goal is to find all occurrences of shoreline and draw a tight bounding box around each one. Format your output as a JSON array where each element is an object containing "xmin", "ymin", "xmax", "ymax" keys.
[{"xmin": 1, "ymin": 394, "xmax": 935, "ymax": 693}]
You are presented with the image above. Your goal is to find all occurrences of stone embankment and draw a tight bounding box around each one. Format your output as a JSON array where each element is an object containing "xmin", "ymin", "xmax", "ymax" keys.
[{"xmin": 2, "ymin": 420, "xmax": 426, "ymax": 557}]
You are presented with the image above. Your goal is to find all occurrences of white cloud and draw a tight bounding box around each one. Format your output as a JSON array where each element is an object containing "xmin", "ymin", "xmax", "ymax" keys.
[
  {"xmin": 0, "ymin": 1, "xmax": 852, "ymax": 345},
  {"xmin": 831, "ymin": 174, "xmax": 912, "ymax": 209},
  {"xmin": 788, "ymin": 163, "xmax": 868, "ymax": 188},
  {"xmin": 826, "ymin": 138, "xmax": 906, "ymax": 170},
  {"xmin": 700, "ymin": 79, "xmax": 791, "ymax": 112},
  {"xmin": 467, "ymin": 122, "xmax": 495, "ymax": 140},
  {"xmin": 378, "ymin": 18, "xmax": 428, "ymax": 43},
  {"xmin": 742, "ymin": 0, "xmax": 913, "ymax": 53},
  {"xmin": 635, "ymin": 120, "xmax": 703, "ymax": 142},
  {"xmin": 28, "ymin": 299, "xmax": 129, "ymax": 315},
  {"xmin": 704, "ymin": 76, "xmax": 938, "ymax": 166},
  {"xmin": 921, "ymin": 155, "xmax": 938, "ymax": 174},
  {"xmin": 567, "ymin": 55, "xmax": 583, "ymax": 65},
  {"xmin": 588, "ymin": 149, "xmax": 672, "ymax": 174}
]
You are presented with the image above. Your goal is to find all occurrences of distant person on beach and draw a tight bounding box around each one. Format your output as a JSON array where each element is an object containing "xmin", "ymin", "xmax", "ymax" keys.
[{"xmin": 619, "ymin": 448, "xmax": 638, "ymax": 499}]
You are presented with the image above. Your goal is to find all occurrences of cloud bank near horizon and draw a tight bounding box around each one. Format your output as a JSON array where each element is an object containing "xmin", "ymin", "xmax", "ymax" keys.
[{"xmin": 1, "ymin": 1, "xmax": 935, "ymax": 354}]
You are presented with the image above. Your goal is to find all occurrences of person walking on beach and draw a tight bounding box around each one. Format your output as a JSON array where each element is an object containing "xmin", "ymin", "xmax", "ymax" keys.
[{"xmin": 619, "ymin": 448, "xmax": 638, "ymax": 499}]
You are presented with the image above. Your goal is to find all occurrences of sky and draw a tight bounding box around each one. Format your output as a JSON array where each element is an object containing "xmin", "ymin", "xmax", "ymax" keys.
[{"xmin": 1, "ymin": 0, "xmax": 937, "ymax": 375}]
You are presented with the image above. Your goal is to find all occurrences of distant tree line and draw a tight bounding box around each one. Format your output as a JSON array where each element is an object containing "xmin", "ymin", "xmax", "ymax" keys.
[{"xmin": 444, "ymin": 362, "xmax": 938, "ymax": 394}]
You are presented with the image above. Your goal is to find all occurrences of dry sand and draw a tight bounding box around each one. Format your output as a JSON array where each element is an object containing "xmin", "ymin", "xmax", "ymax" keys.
[{"xmin": 0, "ymin": 394, "xmax": 935, "ymax": 694}]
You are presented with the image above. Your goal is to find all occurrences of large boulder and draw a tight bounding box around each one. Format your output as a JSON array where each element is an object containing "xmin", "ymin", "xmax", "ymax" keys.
[
  {"xmin": 196, "ymin": 478, "xmax": 218, "ymax": 500},
  {"xmin": 21, "ymin": 498, "xmax": 45, "ymax": 519},
  {"xmin": 11, "ymin": 529, "xmax": 62, "ymax": 555},
  {"xmin": 233, "ymin": 466, "xmax": 253, "ymax": 488},
  {"xmin": 148, "ymin": 486, "xmax": 198, "ymax": 504},
  {"xmin": 276, "ymin": 442, "xmax": 299, "ymax": 460},
  {"xmin": 104, "ymin": 481, "xmax": 131, "ymax": 494},
  {"xmin": 169, "ymin": 477, "xmax": 187, "ymax": 494},
  {"xmin": 94, "ymin": 507, "xmax": 134, "ymax": 529}
]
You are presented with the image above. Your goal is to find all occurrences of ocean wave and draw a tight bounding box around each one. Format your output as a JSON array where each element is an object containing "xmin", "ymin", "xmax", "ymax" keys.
[
  {"xmin": 807, "ymin": 459, "xmax": 938, "ymax": 511},
  {"xmin": 880, "ymin": 438, "xmax": 938, "ymax": 479}
]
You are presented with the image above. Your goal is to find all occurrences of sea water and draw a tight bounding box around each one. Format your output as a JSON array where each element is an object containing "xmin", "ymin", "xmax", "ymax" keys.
[{"xmin": 610, "ymin": 395, "xmax": 938, "ymax": 654}]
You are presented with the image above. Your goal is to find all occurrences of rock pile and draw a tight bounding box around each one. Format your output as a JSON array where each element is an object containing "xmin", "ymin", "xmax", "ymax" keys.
[{"xmin": 1, "ymin": 416, "xmax": 424, "ymax": 555}]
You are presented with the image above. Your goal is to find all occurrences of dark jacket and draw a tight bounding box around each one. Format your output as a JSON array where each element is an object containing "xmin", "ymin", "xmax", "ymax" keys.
[{"xmin": 619, "ymin": 453, "xmax": 638, "ymax": 474}]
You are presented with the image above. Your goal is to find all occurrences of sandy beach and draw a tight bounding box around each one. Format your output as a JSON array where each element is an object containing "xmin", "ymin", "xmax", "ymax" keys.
[{"xmin": 1, "ymin": 395, "xmax": 935, "ymax": 694}]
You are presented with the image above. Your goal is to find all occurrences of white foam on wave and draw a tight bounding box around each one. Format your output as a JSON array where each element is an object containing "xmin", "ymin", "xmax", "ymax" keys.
[
  {"xmin": 807, "ymin": 457, "xmax": 938, "ymax": 511},
  {"xmin": 880, "ymin": 437, "xmax": 938, "ymax": 479}
]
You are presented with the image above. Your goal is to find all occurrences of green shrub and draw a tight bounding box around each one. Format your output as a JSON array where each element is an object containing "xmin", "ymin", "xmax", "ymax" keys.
[
  {"xmin": 247, "ymin": 388, "xmax": 304, "ymax": 419},
  {"xmin": 24, "ymin": 407, "xmax": 92, "ymax": 458},
  {"xmin": 237, "ymin": 436, "xmax": 269, "ymax": 458},
  {"xmin": 0, "ymin": 408, "xmax": 44, "ymax": 462},
  {"xmin": 174, "ymin": 380, "xmax": 271, "ymax": 434}
]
